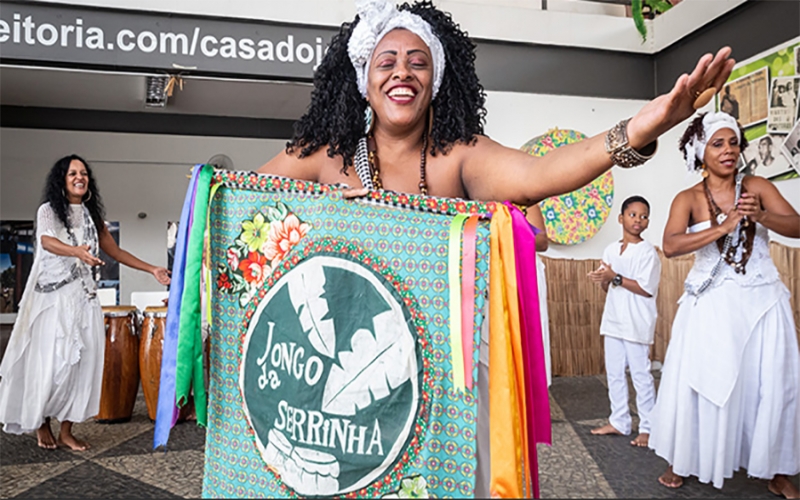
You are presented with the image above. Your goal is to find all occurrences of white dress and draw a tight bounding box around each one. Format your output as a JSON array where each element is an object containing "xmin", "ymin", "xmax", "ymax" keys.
[
  {"xmin": 649, "ymin": 221, "xmax": 800, "ymax": 488},
  {"xmin": 0, "ymin": 203, "xmax": 105, "ymax": 434}
]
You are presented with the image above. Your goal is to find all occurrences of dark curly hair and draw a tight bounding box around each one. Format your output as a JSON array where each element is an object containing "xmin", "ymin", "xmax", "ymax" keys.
[
  {"xmin": 287, "ymin": 1, "xmax": 487, "ymax": 173},
  {"xmin": 679, "ymin": 112, "xmax": 749, "ymax": 171},
  {"xmin": 43, "ymin": 154, "xmax": 106, "ymax": 232}
]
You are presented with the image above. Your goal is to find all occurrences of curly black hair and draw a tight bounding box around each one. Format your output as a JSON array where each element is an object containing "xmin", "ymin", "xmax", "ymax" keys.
[
  {"xmin": 287, "ymin": 1, "xmax": 487, "ymax": 173},
  {"xmin": 679, "ymin": 112, "xmax": 749, "ymax": 171},
  {"xmin": 42, "ymin": 154, "xmax": 106, "ymax": 232}
]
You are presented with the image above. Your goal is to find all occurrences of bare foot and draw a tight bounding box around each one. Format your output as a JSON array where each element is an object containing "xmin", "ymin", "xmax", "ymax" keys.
[
  {"xmin": 36, "ymin": 419, "xmax": 57, "ymax": 450},
  {"xmin": 591, "ymin": 423, "xmax": 623, "ymax": 436},
  {"xmin": 57, "ymin": 433, "xmax": 90, "ymax": 451},
  {"xmin": 57, "ymin": 421, "xmax": 90, "ymax": 451},
  {"xmin": 658, "ymin": 466, "xmax": 684, "ymax": 489},
  {"xmin": 769, "ymin": 475, "xmax": 800, "ymax": 499},
  {"xmin": 631, "ymin": 433, "xmax": 649, "ymax": 447}
]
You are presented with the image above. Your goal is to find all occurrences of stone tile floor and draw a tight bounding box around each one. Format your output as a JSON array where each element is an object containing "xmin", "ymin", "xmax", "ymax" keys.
[{"xmin": 1, "ymin": 375, "xmax": 797, "ymax": 498}]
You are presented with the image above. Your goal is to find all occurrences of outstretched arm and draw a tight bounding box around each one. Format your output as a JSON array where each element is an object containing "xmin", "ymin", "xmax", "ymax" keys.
[
  {"xmin": 463, "ymin": 48, "xmax": 735, "ymax": 204},
  {"xmin": 99, "ymin": 226, "xmax": 171, "ymax": 285}
]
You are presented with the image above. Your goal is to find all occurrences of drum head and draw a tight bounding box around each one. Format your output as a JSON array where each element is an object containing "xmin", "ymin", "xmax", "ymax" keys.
[
  {"xmin": 103, "ymin": 305, "xmax": 138, "ymax": 316},
  {"xmin": 144, "ymin": 306, "xmax": 168, "ymax": 317}
]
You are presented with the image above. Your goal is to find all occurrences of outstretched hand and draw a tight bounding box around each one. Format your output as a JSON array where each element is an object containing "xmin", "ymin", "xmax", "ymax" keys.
[
  {"xmin": 341, "ymin": 187, "xmax": 370, "ymax": 199},
  {"xmin": 74, "ymin": 245, "xmax": 104, "ymax": 267},
  {"xmin": 627, "ymin": 47, "xmax": 736, "ymax": 148},
  {"xmin": 152, "ymin": 267, "xmax": 171, "ymax": 286}
]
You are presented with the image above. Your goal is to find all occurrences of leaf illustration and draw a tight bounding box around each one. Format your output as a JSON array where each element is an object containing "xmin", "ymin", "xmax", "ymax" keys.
[
  {"xmin": 321, "ymin": 310, "xmax": 415, "ymax": 416},
  {"xmin": 286, "ymin": 261, "xmax": 336, "ymax": 358},
  {"xmin": 265, "ymin": 202, "xmax": 289, "ymax": 223}
]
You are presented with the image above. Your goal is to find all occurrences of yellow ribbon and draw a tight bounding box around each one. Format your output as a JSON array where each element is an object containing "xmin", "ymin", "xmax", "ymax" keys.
[
  {"xmin": 448, "ymin": 214, "xmax": 468, "ymax": 393},
  {"xmin": 204, "ymin": 181, "xmax": 221, "ymax": 327}
]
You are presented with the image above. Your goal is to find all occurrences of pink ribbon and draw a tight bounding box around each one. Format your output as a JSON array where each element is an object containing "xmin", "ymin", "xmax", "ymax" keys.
[
  {"xmin": 505, "ymin": 202, "xmax": 552, "ymax": 498},
  {"xmin": 461, "ymin": 216, "xmax": 479, "ymax": 390}
]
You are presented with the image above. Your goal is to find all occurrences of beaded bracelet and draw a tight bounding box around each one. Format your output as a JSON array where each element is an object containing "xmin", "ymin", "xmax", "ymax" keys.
[{"xmin": 605, "ymin": 118, "xmax": 658, "ymax": 169}]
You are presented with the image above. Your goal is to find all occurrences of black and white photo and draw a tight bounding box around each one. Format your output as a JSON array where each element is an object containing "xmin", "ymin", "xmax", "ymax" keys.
[{"xmin": 767, "ymin": 76, "xmax": 800, "ymax": 134}]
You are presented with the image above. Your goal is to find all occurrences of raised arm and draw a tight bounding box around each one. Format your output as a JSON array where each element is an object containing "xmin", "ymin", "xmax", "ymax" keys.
[
  {"xmin": 463, "ymin": 48, "xmax": 735, "ymax": 204},
  {"xmin": 99, "ymin": 226, "xmax": 171, "ymax": 285}
]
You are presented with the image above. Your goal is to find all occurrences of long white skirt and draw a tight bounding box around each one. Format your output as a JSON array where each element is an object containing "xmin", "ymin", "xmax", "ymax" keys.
[
  {"xmin": 649, "ymin": 279, "xmax": 800, "ymax": 488},
  {"xmin": 0, "ymin": 280, "xmax": 104, "ymax": 434}
]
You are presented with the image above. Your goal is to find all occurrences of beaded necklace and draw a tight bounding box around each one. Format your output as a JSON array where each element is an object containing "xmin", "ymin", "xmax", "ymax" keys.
[
  {"xmin": 354, "ymin": 133, "xmax": 429, "ymax": 195},
  {"xmin": 66, "ymin": 205, "xmax": 100, "ymax": 299},
  {"xmin": 703, "ymin": 175, "xmax": 755, "ymax": 274},
  {"xmin": 685, "ymin": 174, "xmax": 751, "ymax": 297}
]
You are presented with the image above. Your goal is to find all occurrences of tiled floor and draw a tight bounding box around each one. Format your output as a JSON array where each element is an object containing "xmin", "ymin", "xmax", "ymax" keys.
[{"xmin": 1, "ymin": 376, "xmax": 797, "ymax": 498}]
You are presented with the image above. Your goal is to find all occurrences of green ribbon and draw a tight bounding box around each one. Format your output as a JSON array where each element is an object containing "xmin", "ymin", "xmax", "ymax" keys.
[{"xmin": 175, "ymin": 164, "xmax": 213, "ymax": 426}]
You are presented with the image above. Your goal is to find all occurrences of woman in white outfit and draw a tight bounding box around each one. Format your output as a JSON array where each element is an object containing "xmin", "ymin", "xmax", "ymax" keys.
[
  {"xmin": 649, "ymin": 112, "xmax": 800, "ymax": 498},
  {"xmin": 0, "ymin": 155, "xmax": 170, "ymax": 451}
]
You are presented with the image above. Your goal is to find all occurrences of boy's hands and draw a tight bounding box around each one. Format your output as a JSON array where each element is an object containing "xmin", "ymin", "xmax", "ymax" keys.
[{"xmin": 588, "ymin": 261, "xmax": 616, "ymax": 286}]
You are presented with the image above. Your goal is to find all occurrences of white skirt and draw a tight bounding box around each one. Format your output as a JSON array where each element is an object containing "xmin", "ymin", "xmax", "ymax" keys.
[
  {"xmin": 649, "ymin": 279, "xmax": 800, "ymax": 488},
  {"xmin": 0, "ymin": 280, "xmax": 104, "ymax": 434}
]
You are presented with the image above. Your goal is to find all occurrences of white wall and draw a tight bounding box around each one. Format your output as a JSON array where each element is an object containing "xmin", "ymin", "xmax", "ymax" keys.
[
  {"xmin": 0, "ymin": 128, "xmax": 285, "ymax": 303},
  {"xmin": 483, "ymin": 90, "xmax": 800, "ymax": 259}
]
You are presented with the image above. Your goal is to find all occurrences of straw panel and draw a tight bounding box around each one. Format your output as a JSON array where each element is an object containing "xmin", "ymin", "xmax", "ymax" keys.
[
  {"xmin": 542, "ymin": 243, "xmax": 800, "ymax": 377},
  {"xmin": 770, "ymin": 242, "xmax": 800, "ymax": 344},
  {"xmin": 541, "ymin": 256, "xmax": 606, "ymax": 377}
]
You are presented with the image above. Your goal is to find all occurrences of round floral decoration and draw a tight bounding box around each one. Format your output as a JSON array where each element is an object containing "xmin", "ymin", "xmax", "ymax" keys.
[{"xmin": 520, "ymin": 128, "xmax": 614, "ymax": 245}]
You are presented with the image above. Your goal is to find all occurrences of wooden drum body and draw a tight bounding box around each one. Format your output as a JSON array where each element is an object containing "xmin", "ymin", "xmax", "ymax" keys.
[
  {"xmin": 97, "ymin": 306, "xmax": 140, "ymax": 423},
  {"xmin": 139, "ymin": 306, "xmax": 168, "ymax": 422}
]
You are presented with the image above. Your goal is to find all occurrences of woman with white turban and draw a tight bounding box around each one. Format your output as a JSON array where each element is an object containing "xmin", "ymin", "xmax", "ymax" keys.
[{"xmin": 650, "ymin": 112, "xmax": 800, "ymax": 498}]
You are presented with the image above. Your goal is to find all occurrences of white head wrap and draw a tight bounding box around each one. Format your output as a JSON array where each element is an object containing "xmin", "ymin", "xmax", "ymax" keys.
[
  {"xmin": 348, "ymin": 0, "xmax": 446, "ymax": 100},
  {"xmin": 684, "ymin": 111, "xmax": 741, "ymax": 172}
]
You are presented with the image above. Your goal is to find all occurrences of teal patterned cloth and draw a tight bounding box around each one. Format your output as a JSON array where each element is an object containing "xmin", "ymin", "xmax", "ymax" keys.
[{"xmin": 203, "ymin": 174, "xmax": 493, "ymax": 498}]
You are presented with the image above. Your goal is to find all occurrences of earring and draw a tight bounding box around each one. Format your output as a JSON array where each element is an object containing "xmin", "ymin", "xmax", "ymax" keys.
[
  {"xmin": 428, "ymin": 106, "xmax": 434, "ymax": 137},
  {"xmin": 364, "ymin": 105, "xmax": 374, "ymax": 135},
  {"xmin": 83, "ymin": 190, "xmax": 92, "ymax": 202},
  {"xmin": 701, "ymin": 164, "xmax": 709, "ymax": 178},
  {"xmin": 62, "ymin": 188, "xmax": 67, "ymax": 199}
]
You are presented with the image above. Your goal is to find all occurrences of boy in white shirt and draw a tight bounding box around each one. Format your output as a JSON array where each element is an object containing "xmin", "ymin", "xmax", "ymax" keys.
[{"xmin": 588, "ymin": 195, "xmax": 661, "ymax": 447}]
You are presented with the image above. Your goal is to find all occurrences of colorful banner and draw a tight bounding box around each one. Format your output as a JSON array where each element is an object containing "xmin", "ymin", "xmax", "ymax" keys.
[{"xmin": 171, "ymin": 171, "xmax": 549, "ymax": 498}]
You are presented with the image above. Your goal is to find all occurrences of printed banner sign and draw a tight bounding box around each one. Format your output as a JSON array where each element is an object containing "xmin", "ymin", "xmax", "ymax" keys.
[{"xmin": 204, "ymin": 173, "xmax": 493, "ymax": 498}]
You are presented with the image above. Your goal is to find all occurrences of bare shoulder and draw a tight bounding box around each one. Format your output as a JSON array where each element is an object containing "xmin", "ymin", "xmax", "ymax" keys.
[
  {"xmin": 741, "ymin": 174, "xmax": 774, "ymax": 193},
  {"xmin": 456, "ymin": 134, "xmax": 503, "ymax": 155},
  {"xmin": 673, "ymin": 184, "xmax": 702, "ymax": 206}
]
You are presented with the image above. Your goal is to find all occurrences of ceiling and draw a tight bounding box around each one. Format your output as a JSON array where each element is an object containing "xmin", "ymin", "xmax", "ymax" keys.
[{"xmin": 0, "ymin": 65, "xmax": 314, "ymax": 120}]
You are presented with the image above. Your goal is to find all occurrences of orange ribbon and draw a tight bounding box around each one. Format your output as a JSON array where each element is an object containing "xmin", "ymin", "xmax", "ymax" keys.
[{"xmin": 488, "ymin": 205, "xmax": 531, "ymax": 498}]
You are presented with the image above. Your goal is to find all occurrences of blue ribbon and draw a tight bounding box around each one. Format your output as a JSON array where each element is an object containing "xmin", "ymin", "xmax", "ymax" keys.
[{"xmin": 153, "ymin": 165, "xmax": 202, "ymax": 449}]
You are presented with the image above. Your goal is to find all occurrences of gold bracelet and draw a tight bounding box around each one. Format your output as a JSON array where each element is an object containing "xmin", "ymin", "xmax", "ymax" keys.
[{"xmin": 605, "ymin": 118, "xmax": 658, "ymax": 169}]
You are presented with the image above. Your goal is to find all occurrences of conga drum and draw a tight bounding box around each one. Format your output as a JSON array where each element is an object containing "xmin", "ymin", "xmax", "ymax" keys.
[
  {"xmin": 97, "ymin": 306, "xmax": 140, "ymax": 423},
  {"xmin": 139, "ymin": 306, "xmax": 197, "ymax": 422},
  {"xmin": 139, "ymin": 306, "xmax": 168, "ymax": 421}
]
